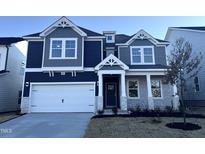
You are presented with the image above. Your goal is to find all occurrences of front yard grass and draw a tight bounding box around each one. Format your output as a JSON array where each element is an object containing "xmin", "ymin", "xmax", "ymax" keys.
[
  {"xmin": 84, "ymin": 117, "xmax": 205, "ymax": 138},
  {"xmin": 0, "ymin": 112, "xmax": 20, "ymax": 123}
]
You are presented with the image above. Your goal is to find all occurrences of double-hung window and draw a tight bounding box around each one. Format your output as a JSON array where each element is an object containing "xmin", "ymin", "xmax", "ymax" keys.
[
  {"xmin": 131, "ymin": 46, "xmax": 154, "ymax": 64},
  {"xmin": 50, "ymin": 38, "xmax": 77, "ymax": 59},
  {"xmin": 128, "ymin": 80, "xmax": 139, "ymax": 98},
  {"xmin": 151, "ymin": 80, "xmax": 162, "ymax": 98}
]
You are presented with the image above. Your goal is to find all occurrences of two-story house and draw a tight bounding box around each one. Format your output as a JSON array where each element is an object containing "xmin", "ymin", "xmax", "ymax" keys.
[
  {"xmin": 21, "ymin": 16, "xmax": 179, "ymax": 113},
  {"xmin": 0, "ymin": 37, "xmax": 25, "ymax": 112},
  {"xmin": 165, "ymin": 27, "xmax": 205, "ymax": 107}
]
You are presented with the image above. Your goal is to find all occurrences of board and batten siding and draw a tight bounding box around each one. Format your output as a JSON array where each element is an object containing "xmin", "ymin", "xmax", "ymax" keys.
[
  {"xmin": 118, "ymin": 39, "xmax": 167, "ymax": 67},
  {"xmin": 126, "ymin": 76, "xmax": 174, "ymax": 110},
  {"xmin": 166, "ymin": 29, "xmax": 205, "ymax": 105},
  {"xmin": 26, "ymin": 41, "xmax": 44, "ymax": 68},
  {"xmin": 43, "ymin": 27, "xmax": 83, "ymax": 67},
  {"xmin": 23, "ymin": 72, "xmax": 98, "ymax": 97},
  {"xmin": 0, "ymin": 45, "xmax": 25, "ymax": 112},
  {"xmin": 84, "ymin": 41, "xmax": 102, "ymax": 67}
]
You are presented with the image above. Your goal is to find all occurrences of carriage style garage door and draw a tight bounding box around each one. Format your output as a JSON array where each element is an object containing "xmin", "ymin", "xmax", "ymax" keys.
[{"xmin": 30, "ymin": 83, "xmax": 95, "ymax": 112}]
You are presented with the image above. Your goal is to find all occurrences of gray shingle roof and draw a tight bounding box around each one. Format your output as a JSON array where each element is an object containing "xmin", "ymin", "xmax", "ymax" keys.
[
  {"xmin": 173, "ymin": 26, "xmax": 205, "ymax": 31},
  {"xmin": 0, "ymin": 37, "xmax": 24, "ymax": 45},
  {"xmin": 129, "ymin": 64, "xmax": 168, "ymax": 69},
  {"xmin": 23, "ymin": 26, "xmax": 103, "ymax": 37}
]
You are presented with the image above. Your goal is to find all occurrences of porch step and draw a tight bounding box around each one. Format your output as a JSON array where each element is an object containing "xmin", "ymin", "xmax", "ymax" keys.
[{"xmin": 103, "ymin": 109, "xmax": 129, "ymax": 115}]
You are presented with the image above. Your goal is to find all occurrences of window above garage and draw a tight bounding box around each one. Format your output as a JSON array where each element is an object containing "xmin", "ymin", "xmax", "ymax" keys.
[{"xmin": 49, "ymin": 38, "xmax": 77, "ymax": 59}]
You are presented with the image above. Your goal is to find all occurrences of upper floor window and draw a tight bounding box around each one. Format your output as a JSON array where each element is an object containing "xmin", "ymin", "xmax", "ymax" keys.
[
  {"xmin": 106, "ymin": 35, "xmax": 115, "ymax": 43},
  {"xmin": 151, "ymin": 80, "xmax": 162, "ymax": 98},
  {"xmin": 130, "ymin": 46, "xmax": 154, "ymax": 64},
  {"xmin": 194, "ymin": 76, "xmax": 200, "ymax": 92},
  {"xmin": 50, "ymin": 38, "xmax": 77, "ymax": 59}
]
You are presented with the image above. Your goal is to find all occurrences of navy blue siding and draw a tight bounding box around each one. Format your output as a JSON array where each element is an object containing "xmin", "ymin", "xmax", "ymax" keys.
[
  {"xmin": 23, "ymin": 72, "xmax": 98, "ymax": 97},
  {"xmin": 84, "ymin": 41, "xmax": 101, "ymax": 67},
  {"xmin": 26, "ymin": 41, "xmax": 43, "ymax": 68}
]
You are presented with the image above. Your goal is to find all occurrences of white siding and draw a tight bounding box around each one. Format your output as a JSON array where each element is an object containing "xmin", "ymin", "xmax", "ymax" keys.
[
  {"xmin": 0, "ymin": 44, "xmax": 25, "ymax": 112},
  {"xmin": 165, "ymin": 29, "xmax": 205, "ymax": 101},
  {"xmin": 0, "ymin": 47, "xmax": 7, "ymax": 71}
]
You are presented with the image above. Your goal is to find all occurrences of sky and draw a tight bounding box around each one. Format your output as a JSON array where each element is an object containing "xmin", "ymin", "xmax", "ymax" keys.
[{"xmin": 1, "ymin": 16, "xmax": 205, "ymax": 55}]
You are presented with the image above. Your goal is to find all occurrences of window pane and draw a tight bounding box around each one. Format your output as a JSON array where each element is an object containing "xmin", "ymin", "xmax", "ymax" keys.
[
  {"xmin": 52, "ymin": 49, "xmax": 62, "ymax": 57},
  {"xmin": 132, "ymin": 56, "xmax": 141, "ymax": 63},
  {"xmin": 151, "ymin": 80, "xmax": 160, "ymax": 88},
  {"xmin": 66, "ymin": 40, "xmax": 75, "ymax": 48},
  {"xmin": 52, "ymin": 40, "xmax": 62, "ymax": 48},
  {"xmin": 129, "ymin": 81, "xmax": 138, "ymax": 89},
  {"xmin": 129, "ymin": 90, "xmax": 138, "ymax": 97},
  {"xmin": 151, "ymin": 80, "xmax": 161, "ymax": 97},
  {"xmin": 132, "ymin": 48, "xmax": 141, "ymax": 55},
  {"xmin": 144, "ymin": 48, "xmax": 152, "ymax": 55},
  {"xmin": 152, "ymin": 89, "xmax": 161, "ymax": 97},
  {"xmin": 65, "ymin": 49, "xmax": 75, "ymax": 57},
  {"xmin": 107, "ymin": 36, "xmax": 113, "ymax": 40},
  {"xmin": 194, "ymin": 77, "xmax": 199, "ymax": 84},
  {"xmin": 196, "ymin": 84, "xmax": 200, "ymax": 91},
  {"xmin": 144, "ymin": 56, "xmax": 153, "ymax": 63}
]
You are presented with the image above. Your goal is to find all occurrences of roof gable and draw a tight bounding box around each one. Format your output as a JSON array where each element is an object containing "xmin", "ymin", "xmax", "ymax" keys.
[
  {"xmin": 40, "ymin": 16, "xmax": 87, "ymax": 37},
  {"xmin": 95, "ymin": 54, "xmax": 129, "ymax": 70},
  {"xmin": 116, "ymin": 29, "xmax": 169, "ymax": 46}
]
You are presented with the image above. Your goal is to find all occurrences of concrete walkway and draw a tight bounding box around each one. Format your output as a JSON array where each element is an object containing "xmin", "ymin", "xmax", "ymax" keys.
[{"xmin": 0, "ymin": 113, "xmax": 93, "ymax": 138}]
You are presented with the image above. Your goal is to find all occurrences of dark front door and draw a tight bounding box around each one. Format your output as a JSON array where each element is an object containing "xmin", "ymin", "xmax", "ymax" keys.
[{"xmin": 105, "ymin": 82, "xmax": 117, "ymax": 108}]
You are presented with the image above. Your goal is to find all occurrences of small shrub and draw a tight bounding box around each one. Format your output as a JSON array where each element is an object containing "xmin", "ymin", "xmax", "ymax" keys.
[
  {"xmin": 154, "ymin": 107, "xmax": 161, "ymax": 113},
  {"xmin": 112, "ymin": 107, "xmax": 118, "ymax": 115},
  {"xmin": 165, "ymin": 106, "xmax": 173, "ymax": 113},
  {"xmin": 151, "ymin": 117, "xmax": 162, "ymax": 124},
  {"xmin": 143, "ymin": 108, "xmax": 149, "ymax": 113},
  {"xmin": 97, "ymin": 110, "xmax": 104, "ymax": 115},
  {"xmin": 135, "ymin": 105, "xmax": 141, "ymax": 112}
]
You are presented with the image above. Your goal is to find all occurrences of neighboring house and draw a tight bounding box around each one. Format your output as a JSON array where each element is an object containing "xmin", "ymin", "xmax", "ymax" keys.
[
  {"xmin": 165, "ymin": 27, "xmax": 205, "ymax": 107},
  {"xmin": 21, "ymin": 16, "xmax": 179, "ymax": 113},
  {"xmin": 0, "ymin": 37, "xmax": 25, "ymax": 112}
]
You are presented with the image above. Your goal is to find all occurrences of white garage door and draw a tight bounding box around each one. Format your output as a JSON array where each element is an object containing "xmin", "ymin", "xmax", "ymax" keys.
[{"xmin": 30, "ymin": 83, "xmax": 95, "ymax": 112}]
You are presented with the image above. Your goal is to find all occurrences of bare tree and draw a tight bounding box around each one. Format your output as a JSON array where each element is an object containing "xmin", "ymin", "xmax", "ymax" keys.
[{"xmin": 165, "ymin": 38, "xmax": 202, "ymax": 127}]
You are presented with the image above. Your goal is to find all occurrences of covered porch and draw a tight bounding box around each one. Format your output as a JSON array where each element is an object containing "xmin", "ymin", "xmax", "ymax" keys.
[{"xmin": 94, "ymin": 54, "xmax": 179, "ymax": 112}]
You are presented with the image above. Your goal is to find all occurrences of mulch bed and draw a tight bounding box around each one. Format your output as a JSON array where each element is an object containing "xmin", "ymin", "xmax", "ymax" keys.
[
  {"xmin": 166, "ymin": 122, "xmax": 202, "ymax": 131},
  {"xmin": 92, "ymin": 112, "xmax": 205, "ymax": 119}
]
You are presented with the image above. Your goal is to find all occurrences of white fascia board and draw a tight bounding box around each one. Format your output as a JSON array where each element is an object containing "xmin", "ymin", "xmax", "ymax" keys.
[
  {"xmin": 128, "ymin": 69, "xmax": 167, "ymax": 72},
  {"xmin": 168, "ymin": 27, "xmax": 205, "ymax": 34},
  {"xmin": 39, "ymin": 16, "xmax": 87, "ymax": 37},
  {"xmin": 87, "ymin": 36, "xmax": 105, "ymax": 39}
]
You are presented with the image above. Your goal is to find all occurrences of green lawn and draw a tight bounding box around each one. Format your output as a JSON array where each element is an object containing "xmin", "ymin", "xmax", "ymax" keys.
[{"xmin": 84, "ymin": 116, "xmax": 205, "ymax": 138}]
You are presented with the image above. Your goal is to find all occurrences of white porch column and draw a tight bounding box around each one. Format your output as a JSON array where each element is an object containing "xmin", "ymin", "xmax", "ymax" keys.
[
  {"xmin": 146, "ymin": 74, "xmax": 154, "ymax": 110},
  {"xmin": 97, "ymin": 72, "xmax": 103, "ymax": 111},
  {"xmin": 172, "ymin": 84, "xmax": 179, "ymax": 110},
  {"xmin": 98, "ymin": 73, "xmax": 103, "ymax": 97},
  {"xmin": 120, "ymin": 72, "xmax": 127, "ymax": 111},
  {"xmin": 121, "ymin": 72, "xmax": 126, "ymax": 97}
]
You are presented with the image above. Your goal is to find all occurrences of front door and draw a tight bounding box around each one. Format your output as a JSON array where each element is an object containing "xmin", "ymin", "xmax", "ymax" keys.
[{"xmin": 105, "ymin": 82, "xmax": 117, "ymax": 108}]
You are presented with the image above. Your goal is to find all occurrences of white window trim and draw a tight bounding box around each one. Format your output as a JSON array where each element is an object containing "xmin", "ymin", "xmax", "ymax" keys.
[
  {"xmin": 194, "ymin": 76, "xmax": 200, "ymax": 92},
  {"xmin": 106, "ymin": 34, "xmax": 115, "ymax": 43},
  {"xmin": 151, "ymin": 79, "xmax": 163, "ymax": 99},
  {"xmin": 49, "ymin": 38, "xmax": 78, "ymax": 59},
  {"xmin": 127, "ymin": 79, "xmax": 140, "ymax": 99},
  {"xmin": 130, "ymin": 46, "xmax": 155, "ymax": 65}
]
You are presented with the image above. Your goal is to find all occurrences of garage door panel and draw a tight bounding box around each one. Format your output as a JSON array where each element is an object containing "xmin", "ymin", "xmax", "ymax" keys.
[{"xmin": 30, "ymin": 83, "xmax": 95, "ymax": 112}]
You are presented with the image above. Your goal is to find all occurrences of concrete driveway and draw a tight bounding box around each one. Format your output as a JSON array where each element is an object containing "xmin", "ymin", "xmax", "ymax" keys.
[{"xmin": 0, "ymin": 113, "xmax": 93, "ymax": 138}]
